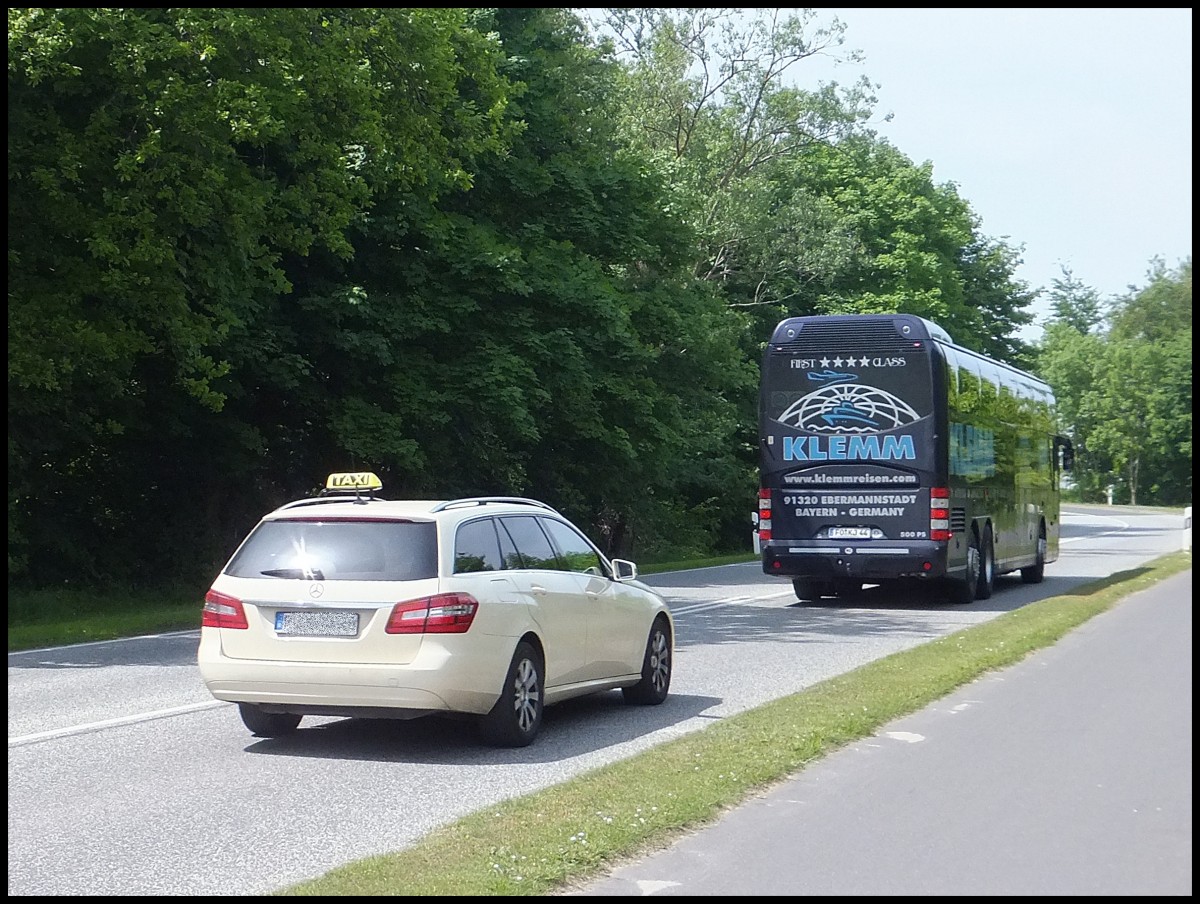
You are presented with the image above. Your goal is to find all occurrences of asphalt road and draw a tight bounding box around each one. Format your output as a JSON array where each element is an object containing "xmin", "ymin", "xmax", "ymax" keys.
[
  {"xmin": 563, "ymin": 568, "xmax": 1193, "ymax": 896},
  {"xmin": 7, "ymin": 505, "xmax": 1189, "ymax": 895}
]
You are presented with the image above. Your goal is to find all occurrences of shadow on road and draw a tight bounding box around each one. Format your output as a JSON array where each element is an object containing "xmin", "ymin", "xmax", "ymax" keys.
[{"xmin": 239, "ymin": 689, "xmax": 724, "ymax": 766}]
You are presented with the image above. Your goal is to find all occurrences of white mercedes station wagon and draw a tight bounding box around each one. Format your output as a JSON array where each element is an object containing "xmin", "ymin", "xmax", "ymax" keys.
[{"xmin": 198, "ymin": 473, "xmax": 674, "ymax": 747}]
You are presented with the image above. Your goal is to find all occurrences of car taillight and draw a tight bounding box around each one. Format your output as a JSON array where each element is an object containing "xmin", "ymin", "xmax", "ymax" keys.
[
  {"xmin": 930, "ymin": 487, "xmax": 952, "ymax": 541},
  {"xmin": 203, "ymin": 589, "xmax": 249, "ymax": 630},
  {"xmin": 386, "ymin": 593, "xmax": 479, "ymax": 634}
]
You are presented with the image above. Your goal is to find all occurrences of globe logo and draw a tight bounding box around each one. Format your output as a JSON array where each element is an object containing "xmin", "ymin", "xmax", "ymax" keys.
[{"xmin": 777, "ymin": 382, "xmax": 921, "ymax": 434}]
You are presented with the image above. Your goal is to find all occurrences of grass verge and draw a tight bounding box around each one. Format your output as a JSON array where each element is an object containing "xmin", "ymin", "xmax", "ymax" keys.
[
  {"xmin": 7, "ymin": 588, "xmax": 202, "ymax": 652},
  {"xmin": 274, "ymin": 550, "xmax": 1191, "ymax": 896}
]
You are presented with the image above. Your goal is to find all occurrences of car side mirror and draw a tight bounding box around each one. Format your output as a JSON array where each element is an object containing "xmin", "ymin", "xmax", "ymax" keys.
[{"xmin": 611, "ymin": 558, "xmax": 638, "ymax": 581}]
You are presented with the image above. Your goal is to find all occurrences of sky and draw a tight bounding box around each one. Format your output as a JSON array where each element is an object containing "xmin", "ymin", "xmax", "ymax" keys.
[{"xmin": 797, "ymin": 8, "xmax": 1192, "ymax": 338}]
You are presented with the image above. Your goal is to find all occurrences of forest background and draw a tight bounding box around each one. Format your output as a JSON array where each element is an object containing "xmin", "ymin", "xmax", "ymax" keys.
[{"xmin": 8, "ymin": 8, "xmax": 1192, "ymax": 591}]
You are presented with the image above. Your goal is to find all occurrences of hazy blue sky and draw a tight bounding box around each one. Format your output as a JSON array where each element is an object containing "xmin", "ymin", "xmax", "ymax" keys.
[{"xmin": 801, "ymin": 8, "xmax": 1192, "ymax": 335}]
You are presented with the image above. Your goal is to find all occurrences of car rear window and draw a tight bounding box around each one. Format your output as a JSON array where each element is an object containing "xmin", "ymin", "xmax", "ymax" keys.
[{"xmin": 224, "ymin": 519, "xmax": 438, "ymax": 581}]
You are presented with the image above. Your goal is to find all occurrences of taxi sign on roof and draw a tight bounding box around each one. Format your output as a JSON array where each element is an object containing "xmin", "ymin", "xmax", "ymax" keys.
[{"xmin": 325, "ymin": 471, "xmax": 383, "ymax": 492}]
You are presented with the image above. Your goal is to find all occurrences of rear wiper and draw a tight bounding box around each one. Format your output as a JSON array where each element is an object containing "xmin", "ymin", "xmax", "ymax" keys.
[{"xmin": 259, "ymin": 568, "xmax": 325, "ymax": 580}]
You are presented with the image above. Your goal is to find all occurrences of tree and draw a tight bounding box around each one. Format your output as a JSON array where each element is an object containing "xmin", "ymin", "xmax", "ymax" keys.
[
  {"xmin": 781, "ymin": 136, "xmax": 1037, "ymax": 360},
  {"xmin": 583, "ymin": 7, "xmax": 876, "ymax": 311},
  {"xmin": 1036, "ymin": 257, "xmax": 1191, "ymax": 505},
  {"xmin": 584, "ymin": 8, "xmax": 1040, "ymax": 373},
  {"xmin": 1037, "ymin": 323, "xmax": 1111, "ymax": 502},
  {"xmin": 1079, "ymin": 339, "xmax": 1155, "ymax": 505},
  {"xmin": 336, "ymin": 8, "xmax": 757, "ymax": 558},
  {"xmin": 1044, "ymin": 265, "xmax": 1104, "ymax": 335},
  {"xmin": 8, "ymin": 8, "xmax": 514, "ymax": 583},
  {"xmin": 1104, "ymin": 257, "xmax": 1192, "ymax": 503}
]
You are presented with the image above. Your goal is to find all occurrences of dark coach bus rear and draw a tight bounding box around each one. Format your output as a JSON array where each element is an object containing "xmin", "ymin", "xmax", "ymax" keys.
[{"xmin": 757, "ymin": 314, "xmax": 956, "ymax": 599}]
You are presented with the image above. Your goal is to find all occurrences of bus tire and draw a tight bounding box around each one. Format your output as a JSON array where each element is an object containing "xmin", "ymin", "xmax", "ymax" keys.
[
  {"xmin": 1021, "ymin": 524, "xmax": 1047, "ymax": 583},
  {"xmin": 833, "ymin": 579, "xmax": 862, "ymax": 599},
  {"xmin": 947, "ymin": 532, "xmax": 982, "ymax": 604},
  {"xmin": 976, "ymin": 524, "xmax": 995, "ymax": 600},
  {"xmin": 792, "ymin": 578, "xmax": 820, "ymax": 601}
]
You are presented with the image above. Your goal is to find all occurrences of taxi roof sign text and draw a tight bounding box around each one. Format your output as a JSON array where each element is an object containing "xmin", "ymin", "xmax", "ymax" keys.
[{"xmin": 325, "ymin": 472, "xmax": 383, "ymax": 492}]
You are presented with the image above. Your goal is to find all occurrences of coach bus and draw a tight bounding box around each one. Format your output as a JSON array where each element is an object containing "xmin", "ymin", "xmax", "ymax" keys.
[{"xmin": 757, "ymin": 313, "xmax": 1073, "ymax": 604}]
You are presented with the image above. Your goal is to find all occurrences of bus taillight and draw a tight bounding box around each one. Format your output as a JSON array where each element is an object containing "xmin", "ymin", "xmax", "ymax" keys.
[
  {"xmin": 930, "ymin": 487, "xmax": 952, "ymax": 541},
  {"xmin": 758, "ymin": 489, "xmax": 772, "ymax": 541}
]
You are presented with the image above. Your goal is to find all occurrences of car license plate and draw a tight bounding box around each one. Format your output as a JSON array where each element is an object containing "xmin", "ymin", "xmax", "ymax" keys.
[
  {"xmin": 829, "ymin": 527, "xmax": 872, "ymax": 539},
  {"xmin": 274, "ymin": 610, "xmax": 359, "ymax": 637}
]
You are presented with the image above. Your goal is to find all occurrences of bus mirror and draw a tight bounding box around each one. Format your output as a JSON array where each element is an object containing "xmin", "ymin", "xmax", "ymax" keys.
[{"xmin": 1057, "ymin": 435, "xmax": 1075, "ymax": 471}]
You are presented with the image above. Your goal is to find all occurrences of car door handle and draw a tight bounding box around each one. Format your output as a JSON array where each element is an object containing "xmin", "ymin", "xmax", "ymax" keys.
[{"xmin": 530, "ymin": 584, "xmax": 547, "ymax": 595}]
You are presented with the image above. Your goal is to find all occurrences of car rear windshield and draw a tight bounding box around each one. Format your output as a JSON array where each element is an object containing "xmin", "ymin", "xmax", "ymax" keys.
[{"xmin": 224, "ymin": 519, "xmax": 438, "ymax": 582}]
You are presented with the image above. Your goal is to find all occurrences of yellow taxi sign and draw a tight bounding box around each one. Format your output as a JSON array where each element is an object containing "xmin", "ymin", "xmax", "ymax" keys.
[{"xmin": 325, "ymin": 471, "xmax": 383, "ymax": 492}]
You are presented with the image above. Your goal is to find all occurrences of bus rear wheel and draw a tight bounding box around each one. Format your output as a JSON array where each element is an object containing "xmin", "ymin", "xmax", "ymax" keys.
[
  {"xmin": 946, "ymin": 533, "xmax": 982, "ymax": 604},
  {"xmin": 832, "ymin": 579, "xmax": 862, "ymax": 599},
  {"xmin": 792, "ymin": 578, "xmax": 820, "ymax": 601},
  {"xmin": 976, "ymin": 525, "xmax": 995, "ymax": 600}
]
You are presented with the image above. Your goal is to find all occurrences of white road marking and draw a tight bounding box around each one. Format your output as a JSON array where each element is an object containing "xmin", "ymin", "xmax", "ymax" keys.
[
  {"xmin": 9, "ymin": 700, "xmax": 228, "ymax": 747},
  {"xmin": 882, "ymin": 731, "xmax": 925, "ymax": 743},
  {"xmin": 1060, "ymin": 512, "xmax": 1131, "ymax": 543},
  {"xmin": 670, "ymin": 590, "xmax": 793, "ymax": 615},
  {"xmin": 634, "ymin": 880, "xmax": 683, "ymax": 894}
]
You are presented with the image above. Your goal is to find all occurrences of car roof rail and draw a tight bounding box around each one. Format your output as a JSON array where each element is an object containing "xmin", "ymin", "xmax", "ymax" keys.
[
  {"xmin": 276, "ymin": 496, "xmax": 383, "ymax": 511},
  {"xmin": 432, "ymin": 496, "xmax": 559, "ymax": 514}
]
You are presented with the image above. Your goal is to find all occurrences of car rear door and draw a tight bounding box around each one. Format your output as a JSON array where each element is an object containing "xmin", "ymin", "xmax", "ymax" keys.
[{"xmin": 496, "ymin": 515, "xmax": 589, "ymax": 688}]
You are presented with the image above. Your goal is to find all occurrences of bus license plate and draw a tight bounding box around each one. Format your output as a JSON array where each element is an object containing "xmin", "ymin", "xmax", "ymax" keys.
[
  {"xmin": 828, "ymin": 527, "xmax": 872, "ymax": 539},
  {"xmin": 275, "ymin": 610, "xmax": 359, "ymax": 637}
]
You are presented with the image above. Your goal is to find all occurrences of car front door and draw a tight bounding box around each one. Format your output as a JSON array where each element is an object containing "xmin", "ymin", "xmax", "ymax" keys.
[{"xmin": 538, "ymin": 517, "xmax": 645, "ymax": 681}]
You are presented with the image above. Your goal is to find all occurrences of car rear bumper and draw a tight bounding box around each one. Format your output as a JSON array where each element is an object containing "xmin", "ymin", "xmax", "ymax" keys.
[{"xmin": 198, "ymin": 632, "xmax": 509, "ymax": 716}]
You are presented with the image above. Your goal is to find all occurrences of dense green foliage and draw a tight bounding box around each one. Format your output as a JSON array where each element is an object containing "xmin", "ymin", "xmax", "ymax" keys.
[
  {"xmin": 8, "ymin": 8, "xmax": 1191, "ymax": 589},
  {"xmin": 1037, "ymin": 259, "xmax": 1192, "ymax": 505},
  {"xmin": 9, "ymin": 8, "xmax": 516, "ymax": 582}
]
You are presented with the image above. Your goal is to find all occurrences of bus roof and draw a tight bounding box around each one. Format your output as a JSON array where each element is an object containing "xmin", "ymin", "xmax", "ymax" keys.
[
  {"xmin": 769, "ymin": 313, "xmax": 952, "ymax": 345},
  {"xmin": 767, "ymin": 313, "xmax": 1049, "ymax": 393}
]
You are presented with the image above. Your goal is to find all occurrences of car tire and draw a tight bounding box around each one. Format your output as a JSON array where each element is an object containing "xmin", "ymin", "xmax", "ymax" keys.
[
  {"xmin": 238, "ymin": 703, "xmax": 302, "ymax": 738},
  {"xmin": 1021, "ymin": 525, "xmax": 1047, "ymax": 584},
  {"xmin": 623, "ymin": 617, "xmax": 672, "ymax": 706},
  {"xmin": 976, "ymin": 524, "xmax": 995, "ymax": 600},
  {"xmin": 479, "ymin": 640, "xmax": 544, "ymax": 748}
]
